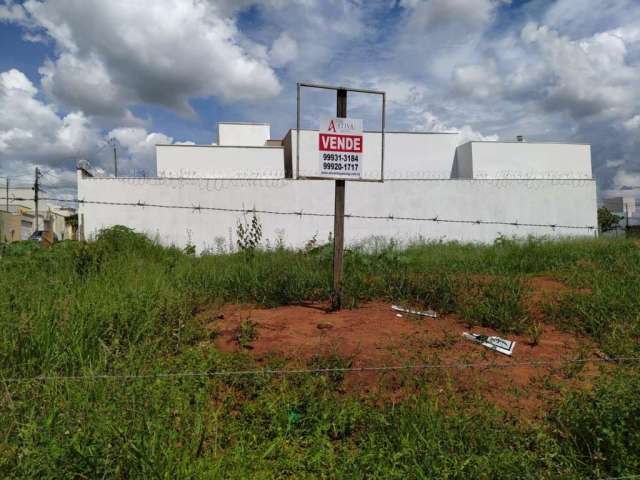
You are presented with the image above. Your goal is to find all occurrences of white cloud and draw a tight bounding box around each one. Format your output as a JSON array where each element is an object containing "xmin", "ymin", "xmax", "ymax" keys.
[
  {"xmin": 612, "ymin": 169, "xmax": 640, "ymax": 190},
  {"xmin": 0, "ymin": 69, "xmax": 100, "ymax": 166},
  {"xmin": 401, "ymin": 0, "xmax": 500, "ymax": 31},
  {"xmin": 108, "ymin": 127, "xmax": 173, "ymax": 175},
  {"xmin": 0, "ymin": 0, "xmax": 26, "ymax": 21},
  {"xmin": 0, "ymin": 68, "xmax": 177, "ymax": 186},
  {"xmin": 521, "ymin": 23, "xmax": 638, "ymax": 120},
  {"xmin": 270, "ymin": 33, "xmax": 298, "ymax": 67},
  {"xmin": 13, "ymin": 0, "xmax": 282, "ymax": 118},
  {"xmin": 543, "ymin": 0, "xmax": 640, "ymax": 39},
  {"xmin": 413, "ymin": 111, "xmax": 499, "ymax": 143},
  {"xmin": 624, "ymin": 115, "xmax": 640, "ymax": 131},
  {"xmin": 39, "ymin": 54, "xmax": 133, "ymax": 120},
  {"xmin": 452, "ymin": 61, "xmax": 503, "ymax": 99}
]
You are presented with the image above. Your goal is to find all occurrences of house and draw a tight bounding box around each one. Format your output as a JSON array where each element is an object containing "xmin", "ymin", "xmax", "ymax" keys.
[
  {"xmin": 77, "ymin": 122, "xmax": 597, "ymax": 252},
  {"xmin": 2, "ymin": 187, "xmax": 77, "ymax": 242}
]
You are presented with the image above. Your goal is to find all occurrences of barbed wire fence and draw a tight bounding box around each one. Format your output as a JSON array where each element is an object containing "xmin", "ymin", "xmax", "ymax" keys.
[
  {"xmin": 3, "ymin": 356, "xmax": 639, "ymax": 385},
  {"xmin": 1, "ymin": 195, "xmax": 598, "ymax": 231}
]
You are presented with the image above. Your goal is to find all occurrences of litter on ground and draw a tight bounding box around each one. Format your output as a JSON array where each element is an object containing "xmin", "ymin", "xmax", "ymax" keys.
[
  {"xmin": 391, "ymin": 305, "xmax": 437, "ymax": 318},
  {"xmin": 463, "ymin": 332, "xmax": 516, "ymax": 356}
]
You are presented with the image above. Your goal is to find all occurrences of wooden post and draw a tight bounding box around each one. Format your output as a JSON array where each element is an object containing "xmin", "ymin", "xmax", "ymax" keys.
[{"xmin": 331, "ymin": 89, "xmax": 347, "ymax": 310}]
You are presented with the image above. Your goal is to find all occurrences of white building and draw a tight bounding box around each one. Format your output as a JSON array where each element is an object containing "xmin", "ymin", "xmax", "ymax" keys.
[{"xmin": 77, "ymin": 122, "xmax": 598, "ymax": 252}]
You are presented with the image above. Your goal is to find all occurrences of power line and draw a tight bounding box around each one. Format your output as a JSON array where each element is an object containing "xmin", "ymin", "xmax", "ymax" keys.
[
  {"xmin": 0, "ymin": 174, "xmax": 34, "ymax": 180},
  {"xmin": 2, "ymin": 356, "xmax": 639, "ymax": 384},
  {"xmin": 0, "ymin": 196, "xmax": 597, "ymax": 231}
]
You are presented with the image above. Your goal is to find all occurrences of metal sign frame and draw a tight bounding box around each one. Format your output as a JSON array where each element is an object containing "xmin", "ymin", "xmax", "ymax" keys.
[{"xmin": 296, "ymin": 82, "xmax": 386, "ymax": 182}]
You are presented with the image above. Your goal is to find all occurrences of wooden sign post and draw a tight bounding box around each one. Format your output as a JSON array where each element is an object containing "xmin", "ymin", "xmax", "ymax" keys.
[
  {"xmin": 296, "ymin": 82, "xmax": 385, "ymax": 311},
  {"xmin": 331, "ymin": 89, "xmax": 347, "ymax": 310}
]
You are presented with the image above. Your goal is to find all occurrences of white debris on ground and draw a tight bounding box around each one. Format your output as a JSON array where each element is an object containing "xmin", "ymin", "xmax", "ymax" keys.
[
  {"xmin": 391, "ymin": 305, "xmax": 437, "ymax": 318},
  {"xmin": 462, "ymin": 332, "xmax": 516, "ymax": 356}
]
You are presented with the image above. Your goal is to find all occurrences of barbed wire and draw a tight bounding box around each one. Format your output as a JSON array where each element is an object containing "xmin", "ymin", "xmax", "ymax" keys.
[
  {"xmin": 3, "ymin": 356, "xmax": 639, "ymax": 384},
  {"xmin": 0, "ymin": 196, "xmax": 597, "ymax": 231}
]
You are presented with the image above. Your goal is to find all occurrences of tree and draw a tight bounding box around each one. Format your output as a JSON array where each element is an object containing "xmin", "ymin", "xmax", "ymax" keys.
[{"xmin": 598, "ymin": 207, "xmax": 623, "ymax": 232}]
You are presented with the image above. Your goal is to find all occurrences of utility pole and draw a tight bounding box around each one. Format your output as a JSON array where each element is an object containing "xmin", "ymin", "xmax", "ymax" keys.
[
  {"xmin": 331, "ymin": 89, "xmax": 347, "ymax": 311},
  {"xmin": 5, "ymin": 177, "xmax": 8, "ymax": 212},
  {"xmin": 111, "ymin": 138, "xmax": 118, "ymax": 178},
  {"xmin": 33, "ymin": 167, "xmax": 40, "ymax": 233}
]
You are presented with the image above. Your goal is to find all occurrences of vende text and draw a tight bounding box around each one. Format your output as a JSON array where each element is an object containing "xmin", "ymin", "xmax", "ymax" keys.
[{"xmin": 319, "ymin": 134, "xmax": 363, "ymax": 153}]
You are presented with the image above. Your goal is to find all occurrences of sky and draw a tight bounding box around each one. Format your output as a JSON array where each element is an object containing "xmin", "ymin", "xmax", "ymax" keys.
[{"xmin": 0, "ymin": 0, "xmax": 638, "ymax": 201}]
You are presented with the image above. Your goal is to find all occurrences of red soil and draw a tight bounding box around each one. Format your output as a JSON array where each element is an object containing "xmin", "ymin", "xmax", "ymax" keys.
[{"xmin": 196, "ymin": 277, "xmax": 601, "ymax": 419}]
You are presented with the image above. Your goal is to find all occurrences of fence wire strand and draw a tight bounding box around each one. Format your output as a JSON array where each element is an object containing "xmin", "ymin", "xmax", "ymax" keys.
[
  {"xmin": 0, "ymin": 195, "xmax": 597, "ymax": 231},
  {"xmin": 3, "ymin": 356, "xmax": 639, "ymax": 384}
]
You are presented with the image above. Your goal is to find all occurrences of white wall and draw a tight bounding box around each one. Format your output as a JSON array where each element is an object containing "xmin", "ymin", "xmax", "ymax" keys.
[
  {"xmin": 603, "ymin": 196, "xmax": 636, "ymax": 216},
  {"xmin": 456, "ymin": 142, "xmax": 592, "ymax": 179},
  {"xmin": 78, "ymin": 171, "xmax": 598, "ymax": 252},
  {"xmin": 156, "ymin": 145, "xmax": 284, "ymax": 178},
  {"xmin": 453, "ymin": 142, "xmax": 473, "ymax": 178},
  {"xmin": 218, "ymin": 123, "xmax": 270, "ymax": 146},
  {"xmin": 289, "ymin": 130, "xmax": 460, "ymax": 180}
]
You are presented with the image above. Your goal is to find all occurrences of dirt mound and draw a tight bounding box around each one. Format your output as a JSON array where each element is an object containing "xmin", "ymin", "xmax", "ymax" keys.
[{"xmin": 196, "ymin": 277, "xmax": 599, "ymax": 419}]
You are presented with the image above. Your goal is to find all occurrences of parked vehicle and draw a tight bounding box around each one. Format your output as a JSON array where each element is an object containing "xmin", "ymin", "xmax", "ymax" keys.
[{"xmin": 29, "ymin": 230, "xmax": 59, "ymax": 244}]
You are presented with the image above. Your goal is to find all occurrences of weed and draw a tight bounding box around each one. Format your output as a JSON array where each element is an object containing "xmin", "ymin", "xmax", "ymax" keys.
[
  {"xmin": 460, "ymin": 276, "xmax": 529, "ymax": 334},
  {"xmin": 236, "ymin": 319, "xmax": 258, "ymax": 348},
  {"xmin": 236, "ymin": 211, "xmax": 262, "ymax": 257},
  {"xmin": 528, "ymin": 321, "xmax": 544, "ymax": 346},
  {"xmin": 307, "ymin": 351, "xmax": 353, "ymax": 388}
]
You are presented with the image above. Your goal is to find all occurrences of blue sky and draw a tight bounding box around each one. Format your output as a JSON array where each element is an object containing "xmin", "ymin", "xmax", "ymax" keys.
[{"xmin": 0, "ymin": 0, "xmax": 639, "ymax": 200}]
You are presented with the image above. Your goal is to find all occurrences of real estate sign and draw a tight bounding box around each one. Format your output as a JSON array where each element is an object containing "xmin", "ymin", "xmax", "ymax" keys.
[{"xmin": 318, "ymin": 117, "xmax": 363, "ymax": 179}]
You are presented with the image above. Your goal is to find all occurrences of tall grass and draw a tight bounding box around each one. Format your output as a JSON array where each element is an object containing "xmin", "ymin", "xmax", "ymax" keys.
[{"xmin": 1, "ymin": 227, "xmax": 639, "ymax": 477}]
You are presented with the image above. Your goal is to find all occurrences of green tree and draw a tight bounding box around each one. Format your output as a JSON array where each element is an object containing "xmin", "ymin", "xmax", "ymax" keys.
[{"xmin": 597, "ymin": 207, "xmax": 623, "ymax": 232}]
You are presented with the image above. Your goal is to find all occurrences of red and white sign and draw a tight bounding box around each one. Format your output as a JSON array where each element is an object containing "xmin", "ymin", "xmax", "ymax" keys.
[{"xmin": 318, "ymin": 117, "xmax": 363, "ymax": 178}]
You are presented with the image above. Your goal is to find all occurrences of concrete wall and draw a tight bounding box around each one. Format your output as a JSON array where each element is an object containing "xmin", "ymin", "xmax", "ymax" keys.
[
  {"xmin": 77, "ymin": 170, "xmax": 598, "ymax": 252},
  {"xmin": 456, "ymin": 142, "xmax": 592, "ymax": 179},
  {"xmin": 218, "ymin": 123, "xmax": 270, "ymax": 146},
  {"xmin": 156, "ymin": 145, "xmax": 284, "ymax": 178},
  {"xmin": 287, "ymin": 130, "xmax": 460, "ymax": 180}
]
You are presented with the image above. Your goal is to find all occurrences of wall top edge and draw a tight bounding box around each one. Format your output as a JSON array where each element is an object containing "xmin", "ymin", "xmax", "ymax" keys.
[
  {"xmin": 460, "ymin": 140, "xmax": 591, "ymax": 146},
  {"xmin": 156, "ymin": 144, "xmax": 283, "ymax": 150},
  {"xmin": 288, "ymin": 129, "xmax": 459, "ymax": 135},
  {"xmin": 78, "ymin": 177, "xmax": 596, "ymax": 183}
]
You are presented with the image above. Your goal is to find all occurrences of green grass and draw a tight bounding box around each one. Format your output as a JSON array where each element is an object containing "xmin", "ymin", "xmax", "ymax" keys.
[{"xmin": 1, "ymin": 227, "xmax": 640, "ymax": 478}]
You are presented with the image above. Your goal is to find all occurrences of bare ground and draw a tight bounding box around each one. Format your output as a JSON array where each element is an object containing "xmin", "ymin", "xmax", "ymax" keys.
[{"xmin": 196, "ymin": 276, "xmax": 601, "ymax": 419}]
